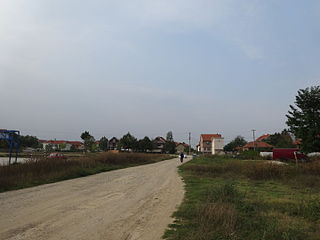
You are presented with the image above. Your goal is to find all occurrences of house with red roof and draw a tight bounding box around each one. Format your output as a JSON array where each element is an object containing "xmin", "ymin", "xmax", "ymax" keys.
[
  {"xmin": 242, "ymin": 141, "xmax": 274, "ymax": 151},
  {"xmin": 152, "ymin": 137, "xmax": 167, "ymax": 153},
  {"xmin": 199, "ymin": 134, "xmax": 224, "ymax": 154},
  {"xmin": 40, "ymin": 140, "xmax": 84, "ymax": 151},
  {"xmin": 255, "ymin": 134, "xmax": 271, "ymax": 142},
  {"xmin": 242, "ymin": 134, "xmax": 274, "ymax": 151}
]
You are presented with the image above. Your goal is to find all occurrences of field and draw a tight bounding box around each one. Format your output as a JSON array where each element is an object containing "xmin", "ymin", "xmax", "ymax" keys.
[
  {"xmin": 164, "ymin": 155, "xmax": 320, "ymax": 240},
  {"xmin": 0, "ymin": 152, "xmax": 171, "ymax": 192}
]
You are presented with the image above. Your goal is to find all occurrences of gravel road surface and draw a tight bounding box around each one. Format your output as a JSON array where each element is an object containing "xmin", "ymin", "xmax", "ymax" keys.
[{"xmin": 0, "ymin": 158, "xmax": 186, "ymax": 240}]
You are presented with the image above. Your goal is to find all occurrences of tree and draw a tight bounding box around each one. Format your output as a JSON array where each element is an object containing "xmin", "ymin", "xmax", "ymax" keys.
[
  {"xmin": 164, "ymin": 141, "xmax": 176, "ymax": 154},
  {"xmin": 264, "ymin": 130, "xmax": 294, "ymax": 148},
  {"xmin": 119, "ymin": 132, "xmax": 138, "ymax": 151},
  {"xmin": 164, "ymin": 131, "xmax": 176, "ymax": 154},
  {"xmin": 166, "ymin": 131, "xmax": 173, "ymax": 142},
  {"xmin": 59, "ymin": 142, "xmax": 67, "ymax": 151},
  {"xmin": 45, "ymin": 143, "xmax": 54, "ymax": 152},
  {"xmin": 80, "ymin": 131, "xmax": 95, "ymax": 152},
  {"xmin": 18, "ymin": 135, "xmax": 41, "ymax": 148},
  {"xmin": 286, "ymin": 86, "xmax": 320, "ymax": 152},
  {"xmin": 81, "ymin": 131, "xmax": 91, "ymax": 140},
  {"xmin": 224, "ymin": 136, "xmax": 247, "ymax": 152},
  {"xmin": 137, "ymin": 136, "xmax": 153, "ymax": 152},
  {"xmin": 99, "ymin": 137, "xmax": 109, "ymax": 151}
]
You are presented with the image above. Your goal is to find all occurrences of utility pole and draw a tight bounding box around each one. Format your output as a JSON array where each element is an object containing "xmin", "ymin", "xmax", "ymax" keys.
[
  {"xmin": 252, "ymin": 129, "xmax": 256, "ymax": 151},
  {"xmin": 188, "ymin": 132, "xmax": 191, "ymax": 155}
]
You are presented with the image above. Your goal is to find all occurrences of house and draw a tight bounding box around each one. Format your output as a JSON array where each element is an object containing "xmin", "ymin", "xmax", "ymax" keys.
[
  {"xmin": 68, "ymin": 141, "xmax": 84, "ymax": 150},
  {"xmin": 39, "ymin": 140, "xmax": 84, "ymax": 151},
  {"xmin": 152, "ymin": 137, "xmax": 166, "ymax": 153},
  {"xmin": 212, "ymin": 137, "xmax": 224, "ymax": 155},
  {"xmin": 108, "ymin": 137, "xmax": 119, "ymax": 150},
  {"xmin": 241, "ymin": 133, "xmax": 274, "ymax": 151},
  {"xmin": 175, "ymin": 142, "xmax": 189, "ymax": 153},
  {"xmin": 199, "ymin": 134, "xmax": 224, "ymax": 155},
  {"xmin": 242, "ymin": 141, "xmax": 273, "ymax": 151}
]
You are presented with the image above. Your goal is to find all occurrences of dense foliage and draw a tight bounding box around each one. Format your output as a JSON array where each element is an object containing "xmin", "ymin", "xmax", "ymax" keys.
[
  {"xmin": 137, "ymin": 136, "xmax": 153, "ymax": 152},
  {"xmin": 119, "ymin": 132, "xmax": 138, "ymax": 150},
  {"xmin": 80, "ymin": 131, "xmax": 96, "ymax": 152},
  {"xmin": 99, "ymin": 136, "xmax": 108, "ymax": 151},
  {"xmin": 0, "ymin": 135, "xmax": 41, "ymax": 150},
  {"xmin": 164, "ymin": 131, "xmax": 176, "ymax": 154},
  {"xmin": 264, "ymin": 130, "xmax": 295, "ymax": 148},
  {"xmin": 224, "ymin": 136, "xmax": 247, "ymax": 152},
  {"xmin": 286, "ymin": 86, "xmax": 320, "ymax": 152}
]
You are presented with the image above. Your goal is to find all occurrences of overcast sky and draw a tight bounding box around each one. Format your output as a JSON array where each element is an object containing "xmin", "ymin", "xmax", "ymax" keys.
[{"xmin": 0, "ymin": 0, "xmax": 319, "ymax": 145}]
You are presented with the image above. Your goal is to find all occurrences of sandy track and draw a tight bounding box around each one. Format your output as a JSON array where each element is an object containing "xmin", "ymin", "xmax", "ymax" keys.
[{"xmin": 0, "ymin": 158, "xmax": 186, "ymax": 240}]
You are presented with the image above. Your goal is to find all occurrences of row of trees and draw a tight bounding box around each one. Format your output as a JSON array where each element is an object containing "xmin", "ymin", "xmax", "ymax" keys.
[
  {"xmin": 0, "ymin": 135, "xmax": 42, "ymax": 150},
  {"xmin": 80, "ymin": 131, "xmax": 178, "ymax": 153}
]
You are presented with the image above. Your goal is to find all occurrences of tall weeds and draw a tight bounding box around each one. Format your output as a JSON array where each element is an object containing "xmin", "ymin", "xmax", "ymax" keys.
[
  {"xmin": 0, "ymin": 152, "xmax": 169, "ymax": 192},
  {"xmin": 184, "ymin": 159, "xmax": 320, "ymax": 184}
]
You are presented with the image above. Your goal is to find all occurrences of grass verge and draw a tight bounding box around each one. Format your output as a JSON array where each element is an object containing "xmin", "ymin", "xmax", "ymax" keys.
[
  {"xmin": 164, "ymin": 155, "xmax": 320, "ymax": 240},
  {"xmin": 0, "ymin": 152, "xmax": 172, "ymax": 192}
]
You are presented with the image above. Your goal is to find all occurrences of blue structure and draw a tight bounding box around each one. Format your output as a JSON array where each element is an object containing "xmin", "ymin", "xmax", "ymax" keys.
[{"xmin": 0, "ymin": 129, "xmax": 20, "ymax": 164}]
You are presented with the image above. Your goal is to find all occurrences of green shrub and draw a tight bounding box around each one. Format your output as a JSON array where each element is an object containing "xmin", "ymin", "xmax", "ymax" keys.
[{"xmin": 237, "ymin": 150, "xmax": 262, "ymax": 160}]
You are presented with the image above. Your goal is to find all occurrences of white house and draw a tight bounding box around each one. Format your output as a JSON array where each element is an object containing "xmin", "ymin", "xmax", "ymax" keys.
[
  {"xmin": 212, "ymin": 137, "xmax": 224, "ymax": 155},
  {"xmin": 199, "ymin": 134, "xmax": 225, "ymax": 155}
]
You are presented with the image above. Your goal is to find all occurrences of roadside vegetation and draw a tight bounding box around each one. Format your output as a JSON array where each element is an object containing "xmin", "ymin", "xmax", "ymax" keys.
[
  {"xmin": 0, "ymin": 152, "xmax": 171, "ymax": 192},
  {"xmin": 164, "ymin": 155, "xmax": 320, "ymax": 240}
]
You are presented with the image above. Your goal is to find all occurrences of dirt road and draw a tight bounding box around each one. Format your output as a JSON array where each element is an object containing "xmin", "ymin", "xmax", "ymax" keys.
[{"xmin": 0, "ymin": 158, "xmax": 186, "ymax": 240}]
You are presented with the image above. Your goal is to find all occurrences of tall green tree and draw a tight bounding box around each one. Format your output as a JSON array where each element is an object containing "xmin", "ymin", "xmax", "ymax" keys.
[
  {"xmin": 137, "ymin": 136, "xmax": 153, "ymax": 152},
  {"xmin": 99, "ymin": 137, "xmax": 109, "ymax": 151},
  {"xmin": 119, "ymin": 132, "xmax": 138, "ymax": 151},
  {"xmin": 166, "ymin": 131, "xmax": 173, "ymax": 142},
  {"xmin": 164, "ymin": 131, "xmax": 176, "ymax": 154},
  {"xmin": 80, "ymin": 131, "xmax": 95, "ymax": 152},
  {"xmin": 286, "ymin": 86, "xmax": 320, "ymax": 152},
  {"xmin": 224, "ymin": 136, "xmax": 247, "ymax": 152}
]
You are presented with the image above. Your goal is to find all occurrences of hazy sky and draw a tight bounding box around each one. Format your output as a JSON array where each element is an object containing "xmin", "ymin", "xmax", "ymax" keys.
[{"xmin": 0, "ymin": 0, "xmax": 319, "ymax": 145}]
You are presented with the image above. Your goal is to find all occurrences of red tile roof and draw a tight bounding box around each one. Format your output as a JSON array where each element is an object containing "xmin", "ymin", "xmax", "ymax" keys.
[
  {"xmin": 201, "ymin": 134, "xmax": 222, "ymax": 141},
  {"xmin": 68, "ymin": 141, "xmax": 83, "ymax": 146},
  {"xmin": 40, "ymin": 140, "xmax": 83, "ymax": 146},
  {"xmin": 243, "ymin": 141, "xmax": 273, "ymax": 149},
  {"xmin": 256, "ymin": 134, "xmax": 270, "ymax": 142},
  {"xmin": 47, "ymin": 140, "xmax": 67, "ymax": 145}
]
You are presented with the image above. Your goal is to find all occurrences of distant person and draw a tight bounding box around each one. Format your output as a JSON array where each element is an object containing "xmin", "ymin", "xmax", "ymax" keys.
[{"xmin": 180, "ymin": 152, "xmax": 184, "ymax": 163}]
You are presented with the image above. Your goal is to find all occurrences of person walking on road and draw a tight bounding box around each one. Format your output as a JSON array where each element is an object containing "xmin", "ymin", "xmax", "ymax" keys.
[{"xmin": 180, "ymin": 152, "xmax": 184, "ymax": 163}]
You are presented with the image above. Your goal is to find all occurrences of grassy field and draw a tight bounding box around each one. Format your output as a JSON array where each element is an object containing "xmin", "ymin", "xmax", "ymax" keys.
[
  {"xmin": 0, "ymin": 152, "xmax": 172, "ymax": 192},
  {"xmin": 164, "ymin": 155, "xmax": 320, "ymax": 240}
]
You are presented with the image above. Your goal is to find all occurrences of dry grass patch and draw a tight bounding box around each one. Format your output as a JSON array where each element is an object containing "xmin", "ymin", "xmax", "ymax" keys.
[{"xmin": 0, "ymin": 152, "xmax": 171, "ymax": 192}]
